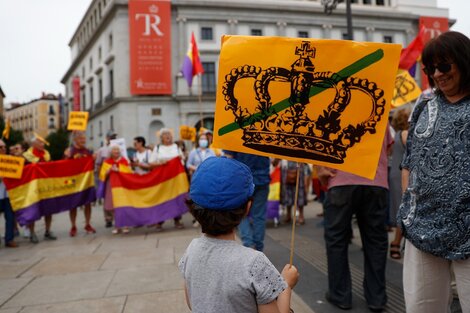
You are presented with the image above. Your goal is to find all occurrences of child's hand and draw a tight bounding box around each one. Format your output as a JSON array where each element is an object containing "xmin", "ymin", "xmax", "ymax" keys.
[{"xmin": 281, "ymin": 264, "xmax": 299, "ymax": 289}]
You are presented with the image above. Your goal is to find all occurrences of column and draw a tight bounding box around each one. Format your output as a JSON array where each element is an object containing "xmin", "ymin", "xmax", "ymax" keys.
[
  {"xmin": 227, "ymin": 19, "xmax": 238, "ymax": 35},
  {"xmin": 322, "ymin": 24, "xmax": 333, "ymax": 39},
  {"xmin": 277, "ymin": 21, "xmax": 287, "ymax": 37},
  {"xmin": 366, "ymin": 26, "xmax": 375, "ymax": 42}
]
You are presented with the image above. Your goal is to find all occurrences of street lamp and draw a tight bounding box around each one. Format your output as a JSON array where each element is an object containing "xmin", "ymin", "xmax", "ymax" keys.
[{"xmin": 321, "ymin": 0, "xmax": 353, "ymax": 40}]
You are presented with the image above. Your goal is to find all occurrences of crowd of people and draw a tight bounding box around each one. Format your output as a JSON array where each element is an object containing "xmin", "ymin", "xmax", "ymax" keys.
[{"xmin": 1, "ymin": 31, "xmax": 469, "ymax": 313}]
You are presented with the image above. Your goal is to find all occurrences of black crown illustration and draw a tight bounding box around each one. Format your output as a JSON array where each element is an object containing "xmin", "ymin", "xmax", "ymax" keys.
[{"xmin": 221, "ymin": 41, "xmax": 386, "ymax": 163}]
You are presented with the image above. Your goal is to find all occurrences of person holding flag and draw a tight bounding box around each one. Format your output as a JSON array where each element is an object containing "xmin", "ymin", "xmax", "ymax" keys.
[
  {"xmin": 64, "ymin": 131, "xmax": 97, "ymax": 237},
  {"xmin": 23, "ymin": 133, "xmax": 56, "ymax": 243}
]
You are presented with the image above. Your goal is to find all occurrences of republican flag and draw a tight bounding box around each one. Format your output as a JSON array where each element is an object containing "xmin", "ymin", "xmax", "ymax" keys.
[
  {"xmin": 266, "ymin": 166, "xmax": 281, "ymax": 220},
  {"xmin": 96, "ymin": 158, "xmax": 132, "ymax": 199},
  {"xmin": 110, "ymin": 157, "xmax": 189, "ymax": 227},
  {"xmin": 4, "ymin": 157, "xmax": 96, "ymax": 226},
  {"xmin": 399, "ymin": 27, "xmax": 425, "ymax": 71},
  {"xmin": 181, "ymin": 32, "xmax": 204, "ymax": 87}
]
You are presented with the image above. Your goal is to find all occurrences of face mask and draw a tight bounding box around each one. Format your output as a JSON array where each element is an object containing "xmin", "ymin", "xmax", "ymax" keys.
[{"xmin": 199, "ymin": 139, "xmax": 209, "ymax": 148}]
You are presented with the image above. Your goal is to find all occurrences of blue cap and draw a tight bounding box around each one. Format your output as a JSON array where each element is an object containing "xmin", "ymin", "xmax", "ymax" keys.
[{"xmin": 190, "ymin": 157, "xmax": 254, "ymax": 211}]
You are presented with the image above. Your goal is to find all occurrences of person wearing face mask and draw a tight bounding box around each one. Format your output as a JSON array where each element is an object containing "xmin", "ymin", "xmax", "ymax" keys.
[{"xmin": 186, "ymin": 134, "xmax": 216, "ymax": 176}]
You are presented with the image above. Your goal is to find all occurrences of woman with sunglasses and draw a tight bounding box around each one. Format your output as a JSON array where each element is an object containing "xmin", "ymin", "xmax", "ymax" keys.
[{"xmin": 399, "ymin": 31, "xmax": 470, "ymax": 313}]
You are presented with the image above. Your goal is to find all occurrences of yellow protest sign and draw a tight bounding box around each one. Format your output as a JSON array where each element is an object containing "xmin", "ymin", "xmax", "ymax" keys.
[
  {"xmin": 67, "ymin": 111, "xmax": 89, "ymax": 131},
  {"xmin": 392, "ymin": 69, "xmax": 422, "ymax": 108},
  {"xmin": 213, "ymin": 36, "xmax": 401, "ymax": 179},
  {"xmin": 180, "ymin": 125, "xmax": 197, "ymax": 141},
  {"xmin": 0, "ymin": 155, "xmax": 25, "ymax": 179}
]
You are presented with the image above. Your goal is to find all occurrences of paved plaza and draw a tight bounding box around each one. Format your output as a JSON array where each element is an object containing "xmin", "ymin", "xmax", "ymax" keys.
[
  {"xmin": 0, "ymin": 203, "xmax": 313, "ymax": 313},
  {"xmin": 0, "ymin": 200, "xmax": 463, "ymax": 313}
]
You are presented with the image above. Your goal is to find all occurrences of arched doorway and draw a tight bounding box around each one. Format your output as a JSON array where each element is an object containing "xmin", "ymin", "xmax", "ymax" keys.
[
  {"xmin": 148, "ymin": 120, "xmax": 165, "ymax": 145},
  {"xmin": 194, "ymin": 117, "xmax": 215, "ymax": 133}
]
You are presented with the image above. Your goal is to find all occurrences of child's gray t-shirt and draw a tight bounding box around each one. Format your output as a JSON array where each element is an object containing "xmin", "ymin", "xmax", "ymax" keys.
[{"xmin": 178, "ymin": 236, "xmax": 287, "ymax": 313}]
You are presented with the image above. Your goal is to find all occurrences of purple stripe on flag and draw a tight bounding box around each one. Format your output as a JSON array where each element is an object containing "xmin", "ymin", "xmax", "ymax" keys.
[
  {"xmin": 114, "ymin": 193, "xmax": 188, "ymax": 228},
  {"xmin": 266, "ymin": 200, "xmax": 280, "ymax": 219},
  {"xmin": 181, "ymin": 56, "xmax": 194, "ymax": 87},
  {"xmin": 15, "ymin": 187, "xmax": 97, "ymax": 226},
  {"xmin": 409, "ymin": 62, "xmax": 417, "ymax": 77},
  {"xmin": 96, "ymin": 180, "xmax": 106, "ymax": 199}
]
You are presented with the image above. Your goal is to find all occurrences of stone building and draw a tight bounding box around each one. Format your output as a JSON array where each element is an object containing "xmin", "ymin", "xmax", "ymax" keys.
[{"xmin": 5, "ymin": 94, "xmax": 60, "ymax": 142}]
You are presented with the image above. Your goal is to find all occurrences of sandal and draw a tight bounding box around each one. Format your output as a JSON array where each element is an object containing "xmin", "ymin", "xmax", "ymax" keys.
[{"xmin": 390, "ymin": 243, "xmax": 401, "ymax": 259}]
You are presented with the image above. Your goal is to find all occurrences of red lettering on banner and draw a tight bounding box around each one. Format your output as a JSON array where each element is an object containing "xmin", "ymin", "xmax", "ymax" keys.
[{"xmin": 129, "ymin": 0, "xmax": 172, "ymax": 95}]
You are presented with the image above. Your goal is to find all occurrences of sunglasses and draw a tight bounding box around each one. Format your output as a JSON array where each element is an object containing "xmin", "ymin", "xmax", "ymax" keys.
[{"xmin": 423, "ymin": 63, "xmax": 452, "ymax": 76}]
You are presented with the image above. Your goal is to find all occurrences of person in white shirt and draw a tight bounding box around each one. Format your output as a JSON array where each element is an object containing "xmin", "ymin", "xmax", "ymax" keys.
[
  {"xmin": 149, "ymin": 128, "xmax": 185, "ymax": 230},
  {"xmin": 131, "ymin": 136, "xmax": 151, "ymax": 175}
]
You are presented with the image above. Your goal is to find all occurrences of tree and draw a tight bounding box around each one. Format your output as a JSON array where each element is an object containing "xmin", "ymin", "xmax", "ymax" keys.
[{"xmin": 46, "ymin": 128, "xmax": 70, "ymax": 160}]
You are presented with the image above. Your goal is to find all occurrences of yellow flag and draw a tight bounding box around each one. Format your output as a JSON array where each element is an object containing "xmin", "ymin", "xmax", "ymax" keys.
[
  {"xmin": 391, "ymin": 69, "xmax": 422, "ymax": 108},
  {"xmin": 213, "ymin": 36, "xmax": 401, "ymax": 179},
  {"xmin": 2, "ymin": 118, "xmax": 10, "ymax": 140}
]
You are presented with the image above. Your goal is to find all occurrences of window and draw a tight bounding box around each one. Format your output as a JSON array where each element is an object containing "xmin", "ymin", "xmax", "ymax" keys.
[
  {"xmin": 90, "ymin": 57, "xmax": 93, "ymax": 70},
  {"xmin": 99, "ymin": 120, "xmax": 103, "ymax": 136},
  {"xmin": 376, "ymin": 0, "xmax": 385, "ymax": 4},
  {"xmin": 98, "ymin": 46, "xmax": 102, "ymax": 61},
  {"xmin": 48, "ymin": 105, "xmax": 55, "ymax": 115},
  {"xmin": 110, "ymin": 115, "xmax": 114, "ymax": 130},
  {"xmin": 251, "ymin": 28, "xmax": 262, "ymax": 36},
  {"xmin": 202, "ymin": 62, "xmax": 216, "ymax": 94},
  {"xmin": 90, "ymin": 124, "xmax": 94, "ymax": 140},
  {"xmin": 89, "ymin": 85, "xmax": 94, "ymax": 110},
  {"xmin": 82, "ymin": 66, "xmax": 85, "ymax": 78},
  {"xmin": 98, "ymin": 78, "xmax": 103, "ymax": 104},
  {"xmin": 49, "ymin": 117, "xmax": 55, "ymax": 129},
  {"xmin": 342, "ymin": 33, "xmax": 350, "ymax": 40},
  {"xmin": 298, "ymin": 31, "xmax": 309, "ymax": 38},
  {"xmin": 82, "ymin": 89, "xmax": 86, "ymax": 111},
  {"xmin": 201, "ymin": 27, "xmax": 213, "ymax": 40},
  {"xmin": 363, "ymin": 0, "xmax": 371, "ymax": 4},
  {"xmin": 109, "ymin": 33, "xmax": 113, "ymax": 50},
  {"xmin": 383, "ymin": 35, "xmax": 393, "ymax": 43},
  {"xmin": 109, "ymin": 69, "xmax": 114, "ymax": 94}
]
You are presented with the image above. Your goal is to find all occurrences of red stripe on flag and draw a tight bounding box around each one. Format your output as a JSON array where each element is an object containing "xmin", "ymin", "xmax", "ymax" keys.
[
  {"xmin": 4, "ymin": 157, "xmax": 94, "ymax": 189},
  {"xmin": 110, "ymin": 157, "xmax": 186, "ymax": 190}
]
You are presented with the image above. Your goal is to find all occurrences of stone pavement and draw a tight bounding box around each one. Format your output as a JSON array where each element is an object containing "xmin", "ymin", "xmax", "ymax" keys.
[{"xmin": 0, "ymin": 205, "xmax": 314, "ymax": 313}]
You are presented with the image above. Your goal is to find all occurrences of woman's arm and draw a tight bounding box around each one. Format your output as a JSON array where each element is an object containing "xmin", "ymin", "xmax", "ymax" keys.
[{"xmin": 401, "ymin": 168, "xmax": 409, "ymax": 193}]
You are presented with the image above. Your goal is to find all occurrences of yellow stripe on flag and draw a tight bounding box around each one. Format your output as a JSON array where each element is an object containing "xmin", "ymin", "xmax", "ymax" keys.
[
  {"xmin": 8, "ymin": 171, "xmax": 95, "ymax": 211},
  {"xmin": 268, "ymin": 182, "xmax": 280, "ymax": 201}
]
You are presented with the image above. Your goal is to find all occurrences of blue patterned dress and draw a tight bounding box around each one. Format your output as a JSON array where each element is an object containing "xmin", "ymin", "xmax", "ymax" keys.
[{"xmin": 399, "ymin": 94, "xmax": 470, "ymax": 260}]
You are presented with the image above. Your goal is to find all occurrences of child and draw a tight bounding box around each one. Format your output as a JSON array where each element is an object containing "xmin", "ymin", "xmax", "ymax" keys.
[{"xmin": 179, "ymin": 157, "xmax": 299, "ymax": 313}]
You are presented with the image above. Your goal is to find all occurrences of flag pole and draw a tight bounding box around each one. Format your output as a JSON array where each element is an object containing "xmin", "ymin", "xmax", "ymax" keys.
[
  {"xmin": 198, "ymin": 74, "xmax": 204, "ymax": 130},
  {"xmin": 289, "ymin": 162, "xmax": 301, "ymax": 266}
]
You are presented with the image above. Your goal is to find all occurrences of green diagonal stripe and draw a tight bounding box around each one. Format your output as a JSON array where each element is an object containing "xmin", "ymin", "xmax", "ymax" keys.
[{"xmin": 218, "ymin": 48, "xmax": 384, "ymax": 136}]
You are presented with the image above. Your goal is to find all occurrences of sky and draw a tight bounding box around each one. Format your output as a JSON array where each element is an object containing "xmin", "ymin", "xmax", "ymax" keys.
[{"xmin": 0, "ymin": 0, "xmax": 468, "ymax": 104}]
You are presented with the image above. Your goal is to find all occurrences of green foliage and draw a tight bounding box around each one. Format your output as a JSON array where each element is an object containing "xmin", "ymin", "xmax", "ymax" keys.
[
  {"xmin": 46, "ymin": 128, "xmax": 70, "ymax": 160},
  {"xmin": 0, "ymin": 116, "xmax": 24, "ymax": 146}
]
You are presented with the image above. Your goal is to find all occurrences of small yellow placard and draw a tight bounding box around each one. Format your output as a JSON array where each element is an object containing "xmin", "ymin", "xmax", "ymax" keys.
[
  {"xmin": 392, "ymin": 69, "xmax": 422, "ymax": 108},
  {"xmin": 67, "ymin": 111, "xmax": 89, "ymax": 131},
  {"xmin": 180, "ymin": 125, "xmax": 196, "ymax": 141},
  {"xmin": 0, "ymin": 155, "xmax": 25, "ymax": 179}
]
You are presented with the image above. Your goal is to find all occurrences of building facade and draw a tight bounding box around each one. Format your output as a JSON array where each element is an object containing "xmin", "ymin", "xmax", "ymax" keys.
[
  {"xmin": 5, "ymin": 94, "xmax": 60, "ymax": 142},
  {"xmin": 61, "ymin": 0, "xmax": 450, "ymax": 150}
]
